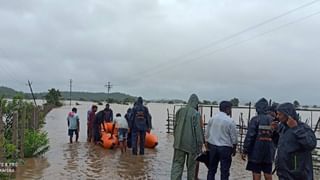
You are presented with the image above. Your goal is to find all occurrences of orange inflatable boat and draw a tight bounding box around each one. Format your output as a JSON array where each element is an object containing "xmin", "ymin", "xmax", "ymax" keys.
[
  {"xmin": 101, "ymin": 132, "xmax": 118, "ymax": 149},
  {"xmin": 145, "ymin": 132, "xmax": 158, "ymax": 148},
  {"xmin": 102, "ymin": 122, "xmax": 118, "ymax": 135}
]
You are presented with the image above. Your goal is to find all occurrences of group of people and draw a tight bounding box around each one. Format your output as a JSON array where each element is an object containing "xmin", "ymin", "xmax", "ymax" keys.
[
  {"xmin": 171, "ymin": 94, "xmax": 317, "ymax": 180},
  {"xmin": 67, "ymin": 96, "xmax": 152, "ymax": 155}
]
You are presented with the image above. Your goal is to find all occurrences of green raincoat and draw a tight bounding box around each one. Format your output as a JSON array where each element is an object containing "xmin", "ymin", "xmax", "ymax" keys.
[{"xmin": 171, "ymin": 94, "xmax": 204, "ymax": 180}]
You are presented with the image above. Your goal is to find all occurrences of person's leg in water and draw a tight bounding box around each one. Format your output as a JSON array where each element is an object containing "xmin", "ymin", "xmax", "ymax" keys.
[
  {"xmin": 68, "ymin": 129, "xmax": 73, "ymax": 143},
  {"xmin": 75, "ymin": 129, "xmax": 79, "ymax": 142},
  {"xmin": 124, "ymin": 139, "xmax": 127, "ymax": 152},
  {"xmin": 139, "ymin": 131, "xmax": 146, "ymax": 155},
  {"xmin": 253, "ymin": 173, "xmax": 261, "ymax": 180},
  {"xmin": 195, "ymin": 162, "xmax": 200, "ymax": 180},
  {"xmin": 119, "ymin": 130, "xmax": 124, "ymax": 153},
  {"xmin": 123, "ymin": 129, "xmax": 128, "ymax": 153},
  {"xmin": 132, "ymin": 129, "xmax": 138, "ymax": 155},
  {"xmin": 120, "ymin": 141, "xmax": 124, "ymax": 153},
  {"xmin": 263, "ymin": 173, "xmax": 272, "ymax": 180}
]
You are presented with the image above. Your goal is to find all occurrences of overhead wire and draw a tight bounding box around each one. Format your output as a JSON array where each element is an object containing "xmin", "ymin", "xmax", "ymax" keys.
[
  {"xmin": 122, "ymin": 0, "xmax": 320, "ymax": 83},
  {"xmin": 135, "ymin": 9, "xmax": 320, "ymax": 82}
]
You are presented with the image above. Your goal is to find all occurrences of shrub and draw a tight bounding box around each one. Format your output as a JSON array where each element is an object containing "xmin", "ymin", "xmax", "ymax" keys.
[{"xmin": 24, "ymin": 130, "xmax": 49, "ymax": 158}]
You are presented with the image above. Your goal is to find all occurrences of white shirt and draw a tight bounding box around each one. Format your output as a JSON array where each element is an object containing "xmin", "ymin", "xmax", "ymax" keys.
[
  {"xmin": 114, "ymin": 116, "xmax": 129, "ymax": 129},
  {"xmin": 206, "ymin": 111, "xmax": 238, "ymax": 147}
]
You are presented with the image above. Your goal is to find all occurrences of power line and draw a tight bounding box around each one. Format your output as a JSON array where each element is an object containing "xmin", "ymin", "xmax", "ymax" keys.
[
  {"xmin": 122, "ymin": 0, "xmax": 320, "ymax": 82},
  {"xmin": 137, "ymin": 9, "xmax": 320, "ymax": 82}
]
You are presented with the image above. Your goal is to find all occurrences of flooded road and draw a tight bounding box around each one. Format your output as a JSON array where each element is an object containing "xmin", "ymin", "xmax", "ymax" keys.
[{"xmin": 15, "ymin": 102, "xmax": 319, "ymax": 179}]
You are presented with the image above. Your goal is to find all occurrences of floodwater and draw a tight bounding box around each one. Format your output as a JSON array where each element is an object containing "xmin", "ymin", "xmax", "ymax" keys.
[{"xmin": 14, "ymin": 102, "xmax": 320, "ymax": 179}]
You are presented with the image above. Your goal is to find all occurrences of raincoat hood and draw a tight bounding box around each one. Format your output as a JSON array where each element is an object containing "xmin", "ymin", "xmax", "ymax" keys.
[
  {"xmin": 187, "ymin": 94, "xmax": 199, "ymax": 109},
  {"xmin": 255, "ymin": 98, "xmax": 269, "ymax": 115},
  {"xmin": 277, "ymin": 103, "xmax": 299, "ymax": 120},
  {"xmin": 137, "ymin": 97, "xmax": 143, "ymax": 105}
]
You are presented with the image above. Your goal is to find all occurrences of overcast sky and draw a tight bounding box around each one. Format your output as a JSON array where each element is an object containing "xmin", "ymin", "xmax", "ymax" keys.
[{"xmin": 0, "ymin": 0, "xmax": 320, "ymax": 104}]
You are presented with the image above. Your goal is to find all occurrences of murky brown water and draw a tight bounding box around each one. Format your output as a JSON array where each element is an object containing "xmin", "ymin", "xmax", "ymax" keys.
[{"xmin": 14, "ymin": 102, "xmax": 320, "ymax": 180}]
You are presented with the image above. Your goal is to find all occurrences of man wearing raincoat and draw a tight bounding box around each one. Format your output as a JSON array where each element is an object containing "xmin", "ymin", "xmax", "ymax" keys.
[
  {"xmin": 242, "ymin": 98, "xmax": 275, "ymax": 180},
  {"xmin": 274, "ymin": 103, "xmax": 317, "ymax": 180},
  {"xmin": 130, "ymin": 97, "xmax": 152, "ymax": 155},
  {"xmin": 171, "ymin": 94, "xmax": 204, "ymax": 180}
]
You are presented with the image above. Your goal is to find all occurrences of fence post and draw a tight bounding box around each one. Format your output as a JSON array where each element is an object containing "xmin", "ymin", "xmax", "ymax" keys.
[
  {"xmin": 248, "ymin": 102, "xmax": 252, "ymax": 127},
  {"xmin": 12, "ymin": 112, "xmax": 18, "ymax": 158},
  {"xmin": 19, "ymin": 107, "xmax": 26, "ymax": 158},
  {"xmin": 167, "ymin": 109, "xmax": 170, "ymax": 133},
  {"xmin": 0, "ymin": 110, "xmax": 5, "ymax": 160},
  {"xmin": 29, "ymin": 107, "xmax": 35, "ymax": 130},
  {"xmin": 35, "ymin": 107, "xmax": 39, "ymax": 130}
]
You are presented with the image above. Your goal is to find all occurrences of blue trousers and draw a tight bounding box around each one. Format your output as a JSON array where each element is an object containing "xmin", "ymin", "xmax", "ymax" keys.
[
  {"xmin": 132, "ymin": 129, "xmax": 146, "ymax": 155},
  {"xmin": 207, "ymin": 144, "xmax": 233, "ymax": 180}
]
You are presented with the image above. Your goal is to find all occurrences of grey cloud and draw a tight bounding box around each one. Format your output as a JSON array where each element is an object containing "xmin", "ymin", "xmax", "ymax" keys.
[{"xmin": 0, "ymin": 0, "xmax": 320, "ymax": 105}]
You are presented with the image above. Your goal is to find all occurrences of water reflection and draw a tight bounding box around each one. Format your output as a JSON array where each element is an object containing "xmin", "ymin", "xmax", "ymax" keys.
[{"xmin": 15, "ymin": 157, "xmax": 50, "ymax": 180}]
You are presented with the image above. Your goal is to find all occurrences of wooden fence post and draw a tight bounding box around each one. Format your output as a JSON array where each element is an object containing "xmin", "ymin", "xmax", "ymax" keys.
[
  {"xmin": 0, "ymin": 110, "xmax": 5, "ymax": 160},
  {"xmin": 29, "ymin": 107, "xmax": 35, "ymax": 130},
  {"xmin": 12, "ymin": 112, "xmax": 18, "ymax": 158},
  {"xmin": 19, "ymin": 107, "xmax": 26, "ymax": 158},
  {"xmin": 35, "ymin": 108, "xmax": 39, "ymax": 130}
]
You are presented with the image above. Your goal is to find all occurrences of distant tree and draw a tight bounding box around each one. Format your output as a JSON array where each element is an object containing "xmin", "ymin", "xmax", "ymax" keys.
[
  {"xmin": 79, "ymin": 98, "xmax": 87, "ymax": 101},
  {"xmin": 230, "ymin": 98, "xmax": 240, "ymax": 107},
  {"xmin": 45, "ymin": 88, "xmax": 62, "ymax": 106},
  {"xmin": 244, "ymin": 102, "xmax": 251, "ymax": 106},
  {"xmin": 293, "ymin": 100, "xmax": 300, "ymax": 108},
  {"xmin": 123, "ymin": 97, "xmax": 135, "ymax": 104},
  {"xmin": 107, "ymin": 98, "xmax": 124, "ymax": 104},
  {"xmin": 313, "ymin": 105, "xmax": 318, "ymax": 108},
  {"xmin": 302, "ymin": 105, "xmax": 309, "ymax": 108},
  {"xmin": 212, "ymin": 101, "xmax": 218, "ymax": 105},
  {"xmin": 203, "ymin": 100, "xmax": 211, "ymax": 105}
]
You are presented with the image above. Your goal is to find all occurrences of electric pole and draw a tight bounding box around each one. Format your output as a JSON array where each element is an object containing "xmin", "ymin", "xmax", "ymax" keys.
[
  {"xmin": 105, "ymin": 81, "xmax": 113, "ymax": 101},
  {"xmin": 69, "ymin": 79, "xmax": 72, "ymax": 106},
  {"xmin": 27, "ymin": 80, "xmax": 37, "ymax": 107}
]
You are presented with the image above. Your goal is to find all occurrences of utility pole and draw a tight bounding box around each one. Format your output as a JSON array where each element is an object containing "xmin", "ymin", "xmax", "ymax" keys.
[
  {"xmin": 105, "ymin": 81, "xmax": 113, "ymax": 101},
  {"xmin": 27, "ymin": 80, "xmax": 37, "ymax": 106},
  {"xmin": 69, "ymin": 79, "xmax": 72, "ymax": 106},
  {"xmin": 27, "ymin": 80, "xmax": 37, "ymax": 130}
]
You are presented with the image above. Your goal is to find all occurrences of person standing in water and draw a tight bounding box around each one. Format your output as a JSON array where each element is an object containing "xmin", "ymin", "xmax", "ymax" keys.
[
  {"xmin": 87, "ymin": 105, "xmax": 98, "ymax": 142},
  {"xmin": 130, "ymin": 97, "xmax": 152, "ymax": 155},
  {"xmin": 67, "ymin": 107, "xmax": 80, "ymax": 143},
  {"xmin": 171, "ymin": 94, "xmax": 204, "ymax": 180},
  {"xmin": 113, "ymin": 113, "xmax": 129, "ymax": 153}
]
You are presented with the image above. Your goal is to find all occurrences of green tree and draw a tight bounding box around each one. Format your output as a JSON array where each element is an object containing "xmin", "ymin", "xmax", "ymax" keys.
[
  {"xmin": 293, "ymin": 100, "xmax": 300, "ymax": 108},
  {"xmin": 230, "ymin": 98, "xmax": 240, "ymax": 107},
  {"xmin": 212, "ymin": 101, "xmax": 218, "ymax": 105},
  {"xmin": 45, "ymin": 88, "xmax": 62, "ymax": 106},
  {"xmin": 203, "ymin": 100, "xmax": 211, "ymax": 105}
]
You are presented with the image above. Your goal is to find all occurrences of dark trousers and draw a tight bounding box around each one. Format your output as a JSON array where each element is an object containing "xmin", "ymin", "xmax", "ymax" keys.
[
  {"xmin": 132, "ymin": 129, "xmax": 146, "ymax": 155},
  {"xmin": 127, "ymin": 131, "xmax": 132, "ymax": 148},
  {"xmin": 87, "ymin": 124, "xmax": 93, "ymax": 142},
  {"xmin": 93, "ymin": 125, "xmax": 101, "ymax": 143},
  {"xmin": 207, "ymin": 144, "xmax": 233, "ymax": 180}
]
